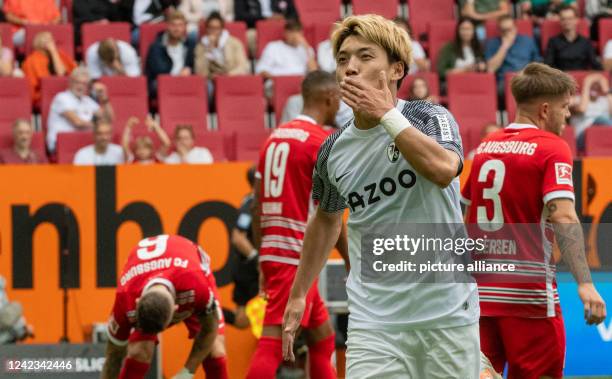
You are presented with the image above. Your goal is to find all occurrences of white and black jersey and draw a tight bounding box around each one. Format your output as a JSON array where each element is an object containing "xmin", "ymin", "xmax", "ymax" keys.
[{"xmin": 313, "ymin": 99, "xmax": 479, "ymax": 330}]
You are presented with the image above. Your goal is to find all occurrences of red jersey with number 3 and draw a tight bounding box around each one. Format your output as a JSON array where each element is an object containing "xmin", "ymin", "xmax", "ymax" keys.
[
  {"xmin": 106, "ymin": 235, "xmax": 218, "ymax": 345},
  {"xmin": 461, "ymin": 124, "xmax": 574, "ymax": 318},
  {"xmin": 257, "ymin": 116, "xmax": 333, "ymax": 266}
]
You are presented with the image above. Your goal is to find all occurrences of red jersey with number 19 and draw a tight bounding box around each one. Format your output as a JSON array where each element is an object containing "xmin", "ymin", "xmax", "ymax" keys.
[
  {"xmin": 461, "ymin": 123, "xmax": 574, "ymax": 318},
  {"xmin": 107, "ymin": 235, "xmax": 220, "ymax": 345},
  {"xmin": 257, "ymin": 116, "xmax": 333, "ymax": 265}
]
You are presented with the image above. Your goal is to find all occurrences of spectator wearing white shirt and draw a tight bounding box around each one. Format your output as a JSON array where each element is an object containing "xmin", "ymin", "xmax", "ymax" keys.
[
  {"xmin": 603, "ymin": 39, "xmax": 612, "ymax": 71},
  {"xmin": 164, "ymin": 125, "xmax": 214, "ymax": 164},
  {"xmin": 73, "ymin": 119, "xmax": 125, "ymax": 165},
  {"xmin": 393, "ymin": 17, "xmax": 430, "ymax": 73},
  {"xmin": 316, "ymin": 23, "xmax": 341, "ymax": 73},
  {"xmin": 86, "ymin": 38, "xmax": 141, "ymax": 79},
  {"xmin": 46, "ymin": 67, "xmax": 114, "ymax": 153},
  {"xmin": 256, "ymin": 19, "xmax": 317, "ymax": 97}
]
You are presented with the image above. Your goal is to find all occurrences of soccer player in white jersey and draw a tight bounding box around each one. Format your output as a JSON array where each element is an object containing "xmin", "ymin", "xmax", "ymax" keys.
[{"xmin": 282, "ymin": 15, "xmax": 481, "ymax": 378}]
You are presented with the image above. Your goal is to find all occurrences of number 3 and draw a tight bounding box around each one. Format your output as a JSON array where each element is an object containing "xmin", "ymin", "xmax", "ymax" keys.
[
  {"xmin": 477, "ymin": 160, "xmax": 505, "ymax": 232},
  {"xmin": 137, "ymin": 235, "xmax": 169, "ymax": 260}
]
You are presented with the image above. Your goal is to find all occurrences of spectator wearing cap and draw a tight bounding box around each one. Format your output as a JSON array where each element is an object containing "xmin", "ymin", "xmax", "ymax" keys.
[
  {"xmin": 86, "ymin": 38, "xmax": 141, "ymax": 79},
  {"xmin": 73, "ymin": 118, "xmax": 125, "ymax": 166},
  {"xmin": 2, "ymin": 0, "xmax": 60, "ymax": 46},
  {"xmin": 0, "ymin": 119, "xmax": 47, "ymax": 164}
]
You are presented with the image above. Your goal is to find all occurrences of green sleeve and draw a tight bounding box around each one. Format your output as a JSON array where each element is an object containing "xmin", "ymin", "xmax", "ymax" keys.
[{"xmin": 437, "ymin": 43, "xmax": 456, "ymax": 80}]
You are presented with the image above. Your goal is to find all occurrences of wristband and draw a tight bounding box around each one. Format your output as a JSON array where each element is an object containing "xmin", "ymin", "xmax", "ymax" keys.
[
  {"xmin": 247, "ymin": 249, "xmax": 258, "ymax": 261},
  {"xmin": 380, "ymin": 107, "xmax": 411, "ymax": 140}
]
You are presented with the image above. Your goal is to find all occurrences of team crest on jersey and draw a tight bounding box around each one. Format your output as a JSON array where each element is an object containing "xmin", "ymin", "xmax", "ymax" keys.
[
  {"xmin": 554, "ymin": 162, "xmax": 573, "ymax": 185},
  {"xmin": 387, "ymin": 143, "xmax": 400, "ymax": 163}
]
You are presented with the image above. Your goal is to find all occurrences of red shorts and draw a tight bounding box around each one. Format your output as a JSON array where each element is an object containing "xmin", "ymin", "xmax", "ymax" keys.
[
  {"xmin": 480, "ymin": 315, "xmax": 566, "ymax": 379},
  {"xmin": 261, "ymin": 261, "xmax": 329, "ymax": 328}
]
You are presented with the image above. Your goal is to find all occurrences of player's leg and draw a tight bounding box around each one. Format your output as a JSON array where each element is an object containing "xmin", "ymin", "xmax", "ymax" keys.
[
  {"xmin": 419, "ymin": 323, "xmax": 480, "ymax": 379},
  {"xmin": 501, "ymin": 315, "xmax": 565, "ymax": 379},
  {"xmin": 119, "ymin": 340, "xmax": 156, "ymax": 379},
  {"xmin": 226, "ymin": 258, "xmax": 259, "ymax": 329},
  {"xmin": 203, "ymin": 335, "xmax": 228, "ymax": 379},
  {"xmin": 303, "ymin": 285, "xmax": 336, "ymax": 379},
  {"xmin": 479, "ymin": 316, "xmax": 507, "ymax": 373},
  {"xmin": 345, "ymin": 329, "xmax": 415, "ymax": 378}
]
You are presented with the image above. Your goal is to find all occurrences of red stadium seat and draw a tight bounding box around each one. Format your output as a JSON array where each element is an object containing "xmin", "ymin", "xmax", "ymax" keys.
[
  {"xmin": 81, "ymin": 22, "xmax": 131, "ymax": 54},
  {"xmin": 0, "ymin": 132, "xmax": 47, "ymax": 163},
  {"xmin": 407, "ymin": 0, "xmax": 455, "ymax": 45},
  {"xmin": 304, "ymin": 23, "xmax": 335, "ymax": 52},
  {"xmin": 234, "ymin": 130, "xmax": 271, "ymax": 162},
  {"xmin": 295, "ymin": 0, "xmax": 341, "ymax": 26},
  {"xmin": 98, "ymin": 76, "xmax": 149, "ymax": 134},
  {"xmin": 24, "ymin": 24, "xmax": 74, "ymax": 58},
  {"xmin": 40, "ymin": 77, "xmax": 69, "ymax": 133},
  {"xmin": 139, "ymin": 23, "xmax": 167, "ymax": 67},
  {"xmin": 567, "ymin": 70, "xmax": 611, "ymax": 91},
  {"xmin": 272, "ymin": 75, "xmax": 304, "ymax": 125},
  {"xmin": 485, "ymin": 19, "xmax": 533, "ymax": 39},
  {"xmin": 0, "ymin": 23, "xmax": 13, "ymax": 52},
  {"xmin": 447, "ymin": 72, "xmax": 498, "ymax": 153},
  {"xmin": 584, "ymin": 126, "xmax": 612, "ymax": 156},
  {"xmin": 194, "ymin": 131, "xmax": 233, "ymax": 161},
  {"xmin": 256, "ymin": 19, "xmax": 285, "ymax": 58},
  {"xmin": 541, "ymin": 18, "xmax": 589, "ymax": 54},
  {"xmin": 55, "ymin": 131, "xmax": 93, "ymax": 164},
  {"xmin": 215, "ymin": 75, "xmax": 267, "ymax": 133},
  {"xmin": 0, "ymin": 78, "xmax": 32, "ymax": 141},
  {"xmin": 398, "ymin": 72, "xmax": 440, "ymax": 101},
  {"xmin": 158, "ymin": 75, "xmax": 208, "ymax": 134},
  {"xmin": 561, "ymin": 125, "xmax": 577, "ymax": 157},
  {"xmin": 598, "ymin": 19, "xmax": 612, "ymax": 53},
  {"xmin": 504, "ymin": 72, "xmax": 517, "ymax": 124},
  {"xmin": 428, "ymin": 21, "xmax": 456, "ymax": 69},
  {"xmin": 352, "ymin": 0, "xmax": 399, "ymax": 19},
  {"xmin": 60, "ymin": 0, "xmax": 73, "ymax": 23}
]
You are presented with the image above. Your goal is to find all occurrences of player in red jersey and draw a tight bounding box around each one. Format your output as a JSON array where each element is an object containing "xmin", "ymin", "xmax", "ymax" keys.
[
  {"xmin": 246, "ymin": 71, "xmax": 349, "ymax": 379},
  {"xmin": 101, "ymin": 234, "xmax": 228, "ymax": 379},
  {"xmin": 462, "ymin": 63, "xmax": 606, "ymax": 379}
]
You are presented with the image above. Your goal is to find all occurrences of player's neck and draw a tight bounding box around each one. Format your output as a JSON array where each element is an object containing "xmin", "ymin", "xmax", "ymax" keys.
[
  {"xmin": 514, "ymin": 113, "xmax": 542, "ymax": 129},
  {"xmin": 301, "ymin": 108, "xmax": 326, "ymax": 126}
]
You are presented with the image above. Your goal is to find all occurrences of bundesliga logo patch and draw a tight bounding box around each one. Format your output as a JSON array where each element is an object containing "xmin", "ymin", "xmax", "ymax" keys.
[
  {"xmin": 387, "ymin": 142, "xmax": 400, "ymax": 163},
  {"xmin": 555, "ymin": 162, "xmax": 573, "ymax": 185}
]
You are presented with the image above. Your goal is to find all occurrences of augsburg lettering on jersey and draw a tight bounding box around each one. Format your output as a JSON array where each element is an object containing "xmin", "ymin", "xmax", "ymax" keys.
[{"xmin": 476, "ymin": 140, "xmax": 538, "ymax": 155}]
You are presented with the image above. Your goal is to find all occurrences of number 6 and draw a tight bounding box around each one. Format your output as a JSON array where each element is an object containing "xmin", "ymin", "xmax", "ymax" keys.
[{"xmin": 137, "ymin": 235, "xmax": 169, "ymax": 260}]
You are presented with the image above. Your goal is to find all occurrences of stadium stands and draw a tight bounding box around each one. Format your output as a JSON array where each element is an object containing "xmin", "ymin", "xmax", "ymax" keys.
[
  {"xmin": 304, "ymin": 23, "xmax": 335, "ymax": 52},
  {"xmin": 215, "ymin": 75, "xmax": 266, "ymax": 133},
  {"xmin": 407, "ymin": 0, "xmax": 456, "ymax": 46},
  {"xmin": 40, "ymin": 77, "xmax": 69, "ymax": 133},
  {"xmin": 81, "ymin": 22, "xmax": 131, "ymax": 55},
  {"xmin": 24, "ymin": 24, "xmax": 75, "ymax": 58},
  {"xmin": 272, "ymin": 75, "xmax": 304, "ymax": 125},
  {"xmin": 352, "ymin": 0, "xmax": 400, "ymax": 20},
  {"xmin": 294, "ymin": 0, "xmax": 341, "ymax": 26},
  {"xmin": 427, "ymin": 20, "xmax": 457, "ymax": 72},
  {"xmin": 485, "ymin": 19, "xmax": 534, "ymax": 39},
  {"xmin": 255, "ymin": 18, "xmax": 286, "ymax": 59},
  {"xmin": 55, "ymin": 131, "xmax": 94, "ymax": 163},
  {"xmin": 504, "ymin": 72, "xmax": 518, "ymax": 124},
  {"xmin": 98, "ymin": 76, "xmax": 149, "ymax": 134},
  {"xmin": 584, "ymin": 126, "xmax": 612, "ymax": 156},
  {"xmin": 139, "ymin": 23, "xmax": 167, "ymax": 67},
  {"xmin": 0, "ymin": 78, "xmax": 32, "ymax": 141},
  {"xmin": 0, "ymin": 23, "xmax": 13, "ymax": 52},
  {"xmin": 568, "ymin": 70, "xmax": 611, "ymax": 91},
  {"xmin": 158, "ymin": 75, "xmax": 208, "ymax": 134},
  {"xmin": 598, "ymin": 19, "xmax": 612, "ymax": 54},
  {"xmin": 203, "ymin": 21, "xmax": 250, "ymax": 55},
  {"xmin": 398, "ymin": 72, "xmax": 441, "ymax": 101},
  {"xmin": 562, "ymin": 125, "xmax": 577, "ymax": 157},
  {"xmin": 195, "ymin": 131, "xmax": 233, "ymax": 161},
  {"xmin": 234, "ymin": 130, "xmax": 271, "ymax": 161},
  {"xmin": 541, "ymin": 19, "xmax": 590, "ymax": 54}
]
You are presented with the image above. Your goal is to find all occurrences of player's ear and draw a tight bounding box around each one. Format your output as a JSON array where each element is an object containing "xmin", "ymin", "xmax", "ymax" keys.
[{"xmin": 389, "ymin": 61, "xmax": 405, "ymax": 82}]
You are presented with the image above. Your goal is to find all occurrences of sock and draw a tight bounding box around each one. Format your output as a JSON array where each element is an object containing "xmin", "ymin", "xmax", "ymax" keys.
[
  {"xmin": 245, "ymin": 337, "xmax": 283, "ymax": 379},
  {"xmin": 308, "ymin": 334, "xmax": 336, "ymax": 379},
  {"xmin": 222, "ymin": 308, "xmax": 236, "ymax": 325},
  {"xmin": 202, "ymin": 356, "xmax": 228, "ymax": 379},
  {"xmin": 118, "ymin": 357, "xmax": 150, "ymax": 379}
]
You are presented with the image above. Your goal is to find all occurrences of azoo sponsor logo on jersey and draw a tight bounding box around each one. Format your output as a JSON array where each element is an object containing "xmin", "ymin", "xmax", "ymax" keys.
[{"xmin": 347, "ymin": 169, "xmax": 417, "ymax": 211}]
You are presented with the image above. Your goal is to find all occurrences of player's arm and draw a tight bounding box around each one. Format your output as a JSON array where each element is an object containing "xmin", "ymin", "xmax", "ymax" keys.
[
  {"xmin": 336, "ymin": 220, "xmax": 350, "ymax": 272},
  {"xmin": 546, "ymin": 198, "xmax": 607, "ymax": 325},
  {"xmin": 180, "ymin": 311, "xmax": 219, "ymax": 375},
  {"xmin": 251, "ymin": 177, "xmax": 262, "ymax": 250},
  {"xmin": 282, "ymin": 207, "xmax": 343, "ymax": 361},
  {"xmin": 101, "ymin": 341, "xmax": 127, "ymax": 379}
]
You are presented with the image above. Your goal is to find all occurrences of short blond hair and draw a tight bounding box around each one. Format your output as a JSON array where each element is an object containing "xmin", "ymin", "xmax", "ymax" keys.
[
  {"xmin": 511, "ymin": 62, "xmax": 576, "ymax": 105},
  {"xmin": 33, "ymin": 31, "xmax": 53, "ymax": 51},
  {"xmin": 331, "ymin": 14, "xmax": 413, "ymax": 87}
]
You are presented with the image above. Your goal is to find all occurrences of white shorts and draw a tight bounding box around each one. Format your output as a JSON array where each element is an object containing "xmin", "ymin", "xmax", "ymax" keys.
[{"xmin": 346, "ymin": 323, "xmax": 480, "ymax": 379}]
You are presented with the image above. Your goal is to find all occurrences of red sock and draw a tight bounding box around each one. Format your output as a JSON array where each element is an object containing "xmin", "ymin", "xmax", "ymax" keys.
[
  {"xmin": 245, "ymin": 337, "xmax": 283, "ymax": 379},
  {"xmin": 202, "ymin": 356, "xmax": 228, "ymax": 379},
  {"xmin": 308, "ymin": 334, "xmax": 336, "ymax": 379},
  {"xmin": 118, "ymin": 357, "xmax": 150, "ymax": 379}
]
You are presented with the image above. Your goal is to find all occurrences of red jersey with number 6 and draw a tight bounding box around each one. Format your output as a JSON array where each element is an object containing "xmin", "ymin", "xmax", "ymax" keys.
[
  {"xmin": 461, "ymin": 124, "xmax": 574, "ymax": 318},
  {"xmin": 257, "ymin": 116, "xmax": 333, "ymax": 266},
  {"xmin": 107, "ymin": 235, "xmax": 219, "ymax": 345}
]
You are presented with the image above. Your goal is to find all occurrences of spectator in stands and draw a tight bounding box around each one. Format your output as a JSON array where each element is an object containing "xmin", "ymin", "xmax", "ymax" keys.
[
  {"xmin": 570, "ymin": 72, "xmax": 612, "ymax": 150},
  {"xmin": 466, "ymin": 122, "xmax": 503, "ymax": 158},
  {"xmin": 73, "ymin": 0, "xmax": 119, "ymax": 46},
  {"xmin": 520, "ymin": 0, "xmax": 577, "ymax": 21},
  {"xmin": 194, "ymin": 11, "xmax": 249, "ymax": 79},
  {"xmin": 86, "ymin": 38, "xmax": 141, "ymax": 79},
  {"xmin": 47, "ymin": 67, "xmax": 114, "ymax": 153},
  {"xmin": 256, "ymin": 19, "xmax": 317, "ymax": 96},
  {"xmin": 393, "ymin": 17, "xmax": 430, "ymax": 73},
  {"xmin": 22, "ymin": 32, "xmax": 77, "ymax": 105},
  {"xmin": 234, "ymin": 0, "xmax": 297, "ymax": 29},
  {"xmin": 179, "ymin": 0, "xmax": 235, "ymax": 41},
  {"xmin": 116, "ymin": 0, "xmax": 180, "ymax": 45},
  {"xmin": 485, "ymin": 15, "xmax": 541, "ymax": 95},
  {"xmin": 316, "ymin": 23, "xmax": 341, "ymax": 73},
  {"xmin": 0, "ymin": 34, "xmax": 14, "ymax": 77},
  {"xmin": 164, "ymin": 124, "xmax": 214, "ymax": 164},
  {"xmin": 545, "ymin": 6, "xmax": 602, "ymax": 70},
  {"xmin": 0, "ymin": 119, "xmax": 47, "ymax": 164},
  {"xmin": 145, "ymin": 10, "xmax": 195, "ymax": 97},
  {"xmin": 437, "ymin": 18, "xmax": 487, "ymax": 80},
  {"xmin": 603, "ymin": 39, "xmax": 612, "ymax": 71},
  {"xmin": 2, "ymin": 0, "xmax": 60, "ymax": 46},
  {"xmin": 460, "ymin": 0, "xmax": 510, "ymax": 39},
  {"xmin": 407, "ymin": 77, "xmax": 439, "ymax": 103},
  {"xmin": 73, "ymin": 118, "xmax": 125, "ymax": 165},
  {"xmin": 121, "ymin": 115, "xmax": 171, "ymax": 163},
  {"xmin": 586, "ymin": 0, "xmax": 612, "ymax": 40}
]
